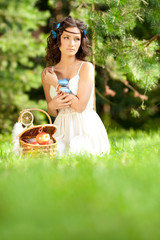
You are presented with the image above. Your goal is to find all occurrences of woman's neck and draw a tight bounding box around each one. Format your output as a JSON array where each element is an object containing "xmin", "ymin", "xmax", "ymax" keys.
[{"xmin": 58, "ymin": 55, "xmax": 78, "ymax": 68}]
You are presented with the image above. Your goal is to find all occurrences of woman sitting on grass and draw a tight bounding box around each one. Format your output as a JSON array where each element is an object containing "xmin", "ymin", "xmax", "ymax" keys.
[{"xmin": 41, "ymin": 16, "xmax": 110, "ymax": 155}]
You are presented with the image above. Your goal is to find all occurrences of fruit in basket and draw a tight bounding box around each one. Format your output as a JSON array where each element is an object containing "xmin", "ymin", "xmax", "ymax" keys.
[
  {"xmin": 48, "ymin": 139, "xmax": 54, "ymax": 144},
  {"xmin": 30, "ymin": 142, "xmax": 39, "ymax": 145},
  {"xmin": 36, "ymin": 132, "xmax": 50, "ymax": 145}
]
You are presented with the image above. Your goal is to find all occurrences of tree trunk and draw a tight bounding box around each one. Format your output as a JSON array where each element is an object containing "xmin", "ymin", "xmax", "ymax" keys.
[
  {"xmin": 55, "ymin": 0, "xmax": 63, "ymax": 21},
  {"xmin": 91, "ymin": 3, "xmax": 96, "ymax": 111}
]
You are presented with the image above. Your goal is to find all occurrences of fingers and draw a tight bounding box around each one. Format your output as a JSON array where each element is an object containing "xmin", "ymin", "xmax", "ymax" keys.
[
  {"xmin": 56, "ymin": 84, "xmax": 61, "ymax": 92},
  {"xmin": 56, "ymin": 92, "xmax": 72, "ymax": 100},
  {"xmin": 47, "ymin": 69, "xmax": 57, "ymax": 78},
  {"xmin": 54, "ymin": 93, "xmax": 73, "ymax": 109},
  {"xmin": 44, "ymin": 69, "xmax": 58, "ymax": 85},
  {"xmin": 59, "ymin": 97, "xmax": 72, "ymax": 105},
  {"xmin": 56, "ymin": 101, "xmax": 71, "ymax": 109},
  {"xmin": 56, "ymin": 92, "xmax": 69, "ymax": 98},
  {"xmin": 48, "ymin": 70, "xmax": 55, "ymax": 75},
  {"xmin": 63, "ymin": 94, "xmax": 73, "ymax": 101},
  {"xmin": 58, "ymin": 101, "xmax": 72, "ymax": 109},
  {"xmin": 51, "ymin": 92, "xmax": 73, "ymax": 109}
]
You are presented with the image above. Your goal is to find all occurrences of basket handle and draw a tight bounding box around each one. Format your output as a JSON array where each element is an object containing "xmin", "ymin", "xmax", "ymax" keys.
[{"xmin": 18, "ymin": 108, "xmax": 52, "ymax": 125}]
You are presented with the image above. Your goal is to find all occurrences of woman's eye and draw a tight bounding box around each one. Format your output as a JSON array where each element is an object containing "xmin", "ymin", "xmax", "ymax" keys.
[
  {"xmin": 64, "ymin": 37, "xmax": 69, "ymax": 39},
  {"xmin": 75, "ymin": 38, "xmax": 80, "ymax": 41}
]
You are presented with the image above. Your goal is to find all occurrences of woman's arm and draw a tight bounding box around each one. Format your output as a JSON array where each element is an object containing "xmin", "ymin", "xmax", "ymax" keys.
[
  {"xmin": 68, "ymin": 62, "xmax": 94, "ymax": 113},
  {"xmin": 41, "ymin": 69, "xmax": 73, "ymax": 117},
  {"xmin": 41, "ymin": 69, "xmax": 58, "ymax": 116},
  {"xmin": 47, "ymin": 92, "xmax": 73, "ymax": 117},
  {"xmin": 41, "ymin": 67, "xmax": 59, "ymax": 88}
]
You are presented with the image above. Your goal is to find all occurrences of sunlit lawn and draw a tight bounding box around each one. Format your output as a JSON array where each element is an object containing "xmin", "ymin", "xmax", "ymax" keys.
[{"xmin": 0, "ymin": 128, "xmax": 160, "ymax": 240}]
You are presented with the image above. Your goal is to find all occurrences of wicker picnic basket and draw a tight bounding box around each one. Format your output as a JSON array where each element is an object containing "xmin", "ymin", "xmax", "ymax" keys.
[{"xmin": 18, "ymin": 108, "xmax": 57, "ymax": 156}]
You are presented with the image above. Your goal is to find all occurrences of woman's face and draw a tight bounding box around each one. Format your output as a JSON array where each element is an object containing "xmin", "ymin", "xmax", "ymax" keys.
[{"xmin": 59, "ymin": 27, "xmax": 81, "ymax": 56}]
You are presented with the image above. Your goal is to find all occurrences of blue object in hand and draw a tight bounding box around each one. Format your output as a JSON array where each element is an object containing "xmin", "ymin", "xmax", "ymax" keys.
[
  {"xmin": 60, "ymin": 87, "xmax": 72, "ymax": 93},
  {"xmin": 58, "ymin": 78, "xmax": 72, "ymax": 94},
  {"xmin": 58, "ymin": 78, "xmax": 69, "ymax": 86}
]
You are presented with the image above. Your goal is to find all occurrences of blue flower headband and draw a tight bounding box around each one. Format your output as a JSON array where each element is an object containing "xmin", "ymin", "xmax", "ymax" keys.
[
  {"xmin": 83, "ymin": 25, "xmax": 87, "ymax": 37},
  {"xmin": 51, "ymin": 22, "xmax": 61, "ymax": 39},
  {"xmin": 51, "ymin": 23, "xmax": 87, "ymax": 39}
]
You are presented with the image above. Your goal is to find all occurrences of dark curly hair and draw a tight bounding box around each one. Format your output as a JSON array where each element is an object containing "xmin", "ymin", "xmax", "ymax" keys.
[{"xmin": 45, "ymin": 16, "xmax": 90, "ymax": 66}]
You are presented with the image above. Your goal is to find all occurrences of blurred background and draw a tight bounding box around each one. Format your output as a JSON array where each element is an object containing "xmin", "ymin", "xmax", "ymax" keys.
[{"xmin": 0, "ymin": 0, "xmax": 160, "ymax": 135}]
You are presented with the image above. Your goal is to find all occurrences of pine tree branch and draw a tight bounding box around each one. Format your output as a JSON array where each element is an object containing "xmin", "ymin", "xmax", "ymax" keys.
[
  {"xmin": 141, "ymin": 0, "xmax": 149, "ymax": 6},
  {"xmin": 121, "ymin": 8, "xmax": 141, "ymax": 16},
  {"xmin": 95, "ymin": 62, "xmax": 148, "ymax": 103},
  {"xmin": 77, "ymin": 3, "xmax": 83, "ymax": 10},
  {"xmin": 146, "ymin": 35, "xmax": 160, "ymax": 47},
  {"xmin": 135, "ymin": 13, "xmax": 144, "ymax": 22},
  {"xmin": 95, "ymin": 88, "xmax": 117, "ymax": 105},
  {"xmin": 82, "ymin": 1, "xmax": 89, "ymax": 8},
  {"xmin": 75, "ymin": 1, "xmax": 89, "ymax": 10}
]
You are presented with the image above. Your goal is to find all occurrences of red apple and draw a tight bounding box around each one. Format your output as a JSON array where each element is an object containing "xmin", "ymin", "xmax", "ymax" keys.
[
  {"xmin": 30, "ymin": 142, "xmax": 39, "ymax": 145},
  {"xmin": 36, "ymin": 132, "xmax": 50, "ymax": 145}
]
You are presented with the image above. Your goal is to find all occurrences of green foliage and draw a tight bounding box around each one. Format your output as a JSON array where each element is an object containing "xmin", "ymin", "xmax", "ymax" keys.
[
  {"xmin": 1, "ymin": 129, "xmax": 160, "ymax": 239},
  {"xmin": 71, "ymin": 0, "xmax": 159, "ymax": 90},
  {"xmin": 0, "ymin": 0, "xmax": 50, "ymax": 133},
  {"xmin": 144, "ymin": 0, "xmax": 160, "ymax": 35},
  {"xmin": 70, "ymin": 0, "xmax": 160, "ymax": 127},
  {"xmin": 0, "ymin": 0, "xmax": 160, "ymax": 133}
]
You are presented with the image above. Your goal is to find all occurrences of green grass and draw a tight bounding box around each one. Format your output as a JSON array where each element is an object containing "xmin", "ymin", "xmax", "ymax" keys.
[{"xmin": 0, "ymin": 128, "xmax": 160, "ymax": 240}]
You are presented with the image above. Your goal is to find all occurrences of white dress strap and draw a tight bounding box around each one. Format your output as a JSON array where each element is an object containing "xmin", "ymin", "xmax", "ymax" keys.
[
  {"xmin": 52, "ymin": 66, "xmax": 54, "ymax": 71},
  {"xmin": 77, "ymin": 62, "xmax": 85, "ymax": 75}
]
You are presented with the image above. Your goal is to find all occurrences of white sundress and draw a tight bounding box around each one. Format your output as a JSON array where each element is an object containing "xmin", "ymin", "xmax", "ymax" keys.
[{"xmin": 50, "ymin": 62, "xmax": 110, "ymax": 155}]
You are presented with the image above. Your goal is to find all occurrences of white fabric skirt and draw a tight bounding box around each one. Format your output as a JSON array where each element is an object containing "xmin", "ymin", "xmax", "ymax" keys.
[{"xmin": 53, "ymin": 108, "xmax": 110, "ymax": 156}]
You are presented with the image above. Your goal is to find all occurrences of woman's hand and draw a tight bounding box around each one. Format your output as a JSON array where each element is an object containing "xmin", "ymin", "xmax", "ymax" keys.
[
  {"xmin": 42, "ymin": 68, "xmax": 58, "ymax": 87},
  {"xmin": 48, "ymin": 92, "xmax": 73, "ymax": 112}
]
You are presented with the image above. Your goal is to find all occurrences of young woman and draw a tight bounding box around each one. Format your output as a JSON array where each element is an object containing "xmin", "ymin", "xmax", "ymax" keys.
[{"xmin": 41, "ymin": 16, "xmax": 110, "ymax": 155}]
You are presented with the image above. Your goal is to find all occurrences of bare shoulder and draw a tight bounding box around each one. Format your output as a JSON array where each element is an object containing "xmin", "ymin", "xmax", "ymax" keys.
[
  {"xmin": 79, "ymin": 61, "xmax": 94, "ymax": 84},
  {"xmin": 80, "ymin": 61, "xmax": 94, "ymax": 76},
  {"xmin": 82, "ymin": 61, "xmax": 94, "ymax": 70},
  {"xmin": 41, "ymin": 66, "xmax": 52, "ymax": 80},
  {"xmin": 41, "ymin": 66, "xmax": 52, "ymax": 74}
]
